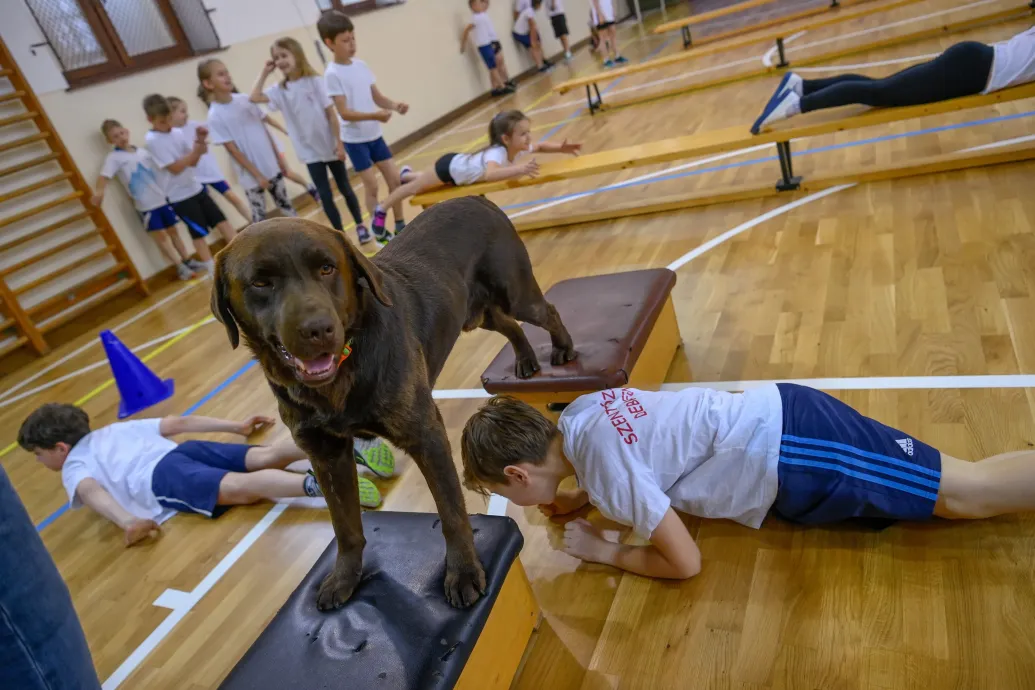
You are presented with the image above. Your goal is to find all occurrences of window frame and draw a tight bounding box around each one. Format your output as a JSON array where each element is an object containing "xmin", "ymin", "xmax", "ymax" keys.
[{"xmin": 25, "ymin": 0, "xmax": 212, "ymax": 90}]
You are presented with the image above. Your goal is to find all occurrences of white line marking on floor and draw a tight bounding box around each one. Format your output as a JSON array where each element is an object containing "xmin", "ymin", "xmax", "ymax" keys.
[
  {"xmin": 666, "ymin": 184, "xmax": 855, "ymax": 272},
  {"xmin": 487, "ymin": 494, "xmax": 509, "ymax": 516},
  {"xmin": 661, "ymin": 374, "xmax": 1035, "ymax": 392},
  {"xmin": 102, "ymin": 503, "xmax": 288, "ymax": 690},
  {"xmin": 0, "ymin": 279, "xmax": 207, "ymax": 404},
  {"xmin": 152, "ymin": 589, "xmax": 191, "ymax": 610},
  {"xmin": 763, "ymin": 30, "xmax": 806, "ymax": 67},
  {"xmin": 959, "ymin": 133, "xmax": 1035, "ymax": 152}
]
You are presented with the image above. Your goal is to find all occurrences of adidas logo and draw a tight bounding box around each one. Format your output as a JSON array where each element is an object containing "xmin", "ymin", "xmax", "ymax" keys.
[{"xmin": 896, "ymin": 438, "xmax": 914, "ymax": 457}]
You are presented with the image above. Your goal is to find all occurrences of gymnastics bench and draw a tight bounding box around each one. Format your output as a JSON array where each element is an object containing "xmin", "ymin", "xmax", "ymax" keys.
[
  {"xmin": 480, "ymin": 269, "xmax": 682, "ymax": 415},
  {"xmin": 218, "ymin": 512, "xmax": 538, "ymax": 690},
  {"xmin": 555, "ymin": 1, "xmax": 1033, "ymax": 114},
  {"xmin": 411, "ymin": 81, "xmax": 1035, "ymax": 212},
  {"xmin": 653, "ymin": 0, "xmax": 785, "ymax": 49}
]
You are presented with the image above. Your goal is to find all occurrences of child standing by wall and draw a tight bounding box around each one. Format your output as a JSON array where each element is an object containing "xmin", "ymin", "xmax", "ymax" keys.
[
  {"xmin": 93, "ymin": 119, "xmax": 200, "ymax": 280},
  {"xmin": 462, "ymin": 0, "xmax": 516, "ymax": 97},
  {"xmin": 143, "ymin": 95, "xmax": 236, "ymax": 272},
  {"xmin": 199, "ymin": 59, "xmax": 298, "ymax": 223},
  {"xmin": 318, "ymin": 11, "xmax": 409, "ymax": 247},
  {"xmin": 548, "ymin": 0, "xmax": 573, "ymax": 61},
  {"xmin": 514, "ymin": 0, "xmax": 551, "ymax": 72},
  {"xmin": 591, "ymin": 0, "xmax": 626, "ymax": 67},
  {"xmin": 250, "ymin": 37, "xmax": 368, "ymax": 241},
  {"xmin": 370, "ymin": 110, "xmax": 580, "ymax": 233},
  {"xmin": 166, "ymin": 96, "xmax": 252, "ymax": 223}
]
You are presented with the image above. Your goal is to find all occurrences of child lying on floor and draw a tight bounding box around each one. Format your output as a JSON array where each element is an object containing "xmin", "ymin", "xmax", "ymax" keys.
[
  {"xmin": 461, "ymin": 385, "xmax": 1035, "ymax": 579},
  {"xmin": 19, "ymin": 404, "xmax": 395, "ymax": 546}
]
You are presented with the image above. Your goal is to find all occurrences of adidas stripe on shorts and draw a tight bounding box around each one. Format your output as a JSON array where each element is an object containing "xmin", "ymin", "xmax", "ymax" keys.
[{"xmin": 772, "ymin": 383, "xmax": 942, "ymax": 524}]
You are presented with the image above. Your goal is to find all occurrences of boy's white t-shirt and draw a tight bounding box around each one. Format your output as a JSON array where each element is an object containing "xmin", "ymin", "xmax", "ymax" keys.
[
  {"xmin": 61, "ymin": 419, "xmax": 177, "ymax": 521},
  {"xmin": 514, "ymin": 7, "xmax": 536, "ymax": 35},
  {"xmin": 144, "ymin": 129, "xmax": 204, "ymax": 203},
  {"xmin": 207, "ymin": 93, "xmax": 282, "ymax": 190},
  {"xmin": 471, "ymin": 11, "xmax": 499, "ymax": 46},
  {"xmin": 324, "ymin": 59, "xmax": 382, "ymax": 144},
  {"xmin": 549, "ymin": 0, "xmax": 565, "ymax": 16},
  {"xmin": 985, "ymin": 27, "xmax": 1035, "ymax": 93},
  {"xmin": 514, "ymin": 0, "xmax": 532, "ymax": 13},
  {"xmin": 179, "ymin": 119, "xmax": 225, "ymax": 184},
  {"xmin": 99, "ymin": 147, "xmax": 168, "ymax": 212},
  {"xmin": 558, "ymin": 386, "xmax": 783, "ymax": 539},
  {"xmin": 265, "ymin": 76, "xmax": 337, "ymax": 164},
  {"xmin": 447, "ymin": 145, "xmax": 509, "ymax": 185},
  {"xmin": 591, "ymin": 0, "xmax": 615, "ymax": 24}
]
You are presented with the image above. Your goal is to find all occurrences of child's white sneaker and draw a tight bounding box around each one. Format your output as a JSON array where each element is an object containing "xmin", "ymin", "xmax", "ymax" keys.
[
  {"xmin": 751, "ymin": 83, "xmax": 801, "ymax": 135},
  {"xmin": 778, "ymin": 71, "xmax": 803, "ymax": 98},
  {"xmin": 176, "ymin": 263, "xmax": 194, "ymax": 281},
  {"xmin": 564, "ymin": 50, "xmax": 573, "ymax": 61}
]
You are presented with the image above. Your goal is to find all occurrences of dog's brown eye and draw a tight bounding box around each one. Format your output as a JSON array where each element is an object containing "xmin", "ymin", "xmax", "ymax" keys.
[
  {"xmin": 320, "ymin": 264, "xmax": 335, "ymax": 276},
  {"xmin": 251, "ymin": 279, "xmax": 269, "ymax": 288}
]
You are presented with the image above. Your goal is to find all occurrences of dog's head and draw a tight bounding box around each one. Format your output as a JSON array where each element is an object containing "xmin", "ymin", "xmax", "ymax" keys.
[{"xmin": 210, "ymin": 218, "xmax": 391, "ymax": 388}]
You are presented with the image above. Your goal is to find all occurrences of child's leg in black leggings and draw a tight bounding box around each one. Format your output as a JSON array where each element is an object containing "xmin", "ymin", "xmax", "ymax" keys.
[
  {"xmin": 327, "ymin": 159, "xmax": 365, "ymax": 227},
  {"xmin": 800, "ymin": 41, "xmax": 994, "ymax": 113},
  {"xmin": 307, "ymin": 162, "xmax": 342, "ymax": 230}
]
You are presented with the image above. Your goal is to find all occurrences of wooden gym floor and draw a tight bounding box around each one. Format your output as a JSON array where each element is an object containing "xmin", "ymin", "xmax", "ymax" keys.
[{"xmin": 3, "ymin": 2, "xmax": 1035, "ymax": 687}]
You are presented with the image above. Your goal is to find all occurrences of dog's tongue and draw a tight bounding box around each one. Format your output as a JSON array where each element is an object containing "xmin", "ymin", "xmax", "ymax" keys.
[{"xmin": 297, "ymin": 354, "xmax": 336, "ymax": 374}]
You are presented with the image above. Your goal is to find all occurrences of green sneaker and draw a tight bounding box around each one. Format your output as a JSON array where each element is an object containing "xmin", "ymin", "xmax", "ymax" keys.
[
  {"xmin": 358, "ymin": 476, "xmax": 382, "ymax": 509},
  {"xmin": 354, "ymin": 438, "xmax": 396, "ymax": 478}
]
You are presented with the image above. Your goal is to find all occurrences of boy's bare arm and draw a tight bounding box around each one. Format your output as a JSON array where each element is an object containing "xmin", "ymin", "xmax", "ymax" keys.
[
  {"xmin": 75, "ymin": 478, "xmax": 159, "ymax": 546},
  {"xmin": 563, "ymin": 509, "xmax": 702, "ymax": 579},
  {"xmin": 91, "ymin": 175, "xmax": 109, "ymax": 206},
  {"xmin": 371, "ymin": 85, "xmax": 408, "ymax": 114},
  {"xmin": 159, "ymin": 415, "xmax": 274, "ymax": 438},
  {"xmin": 460, "ymin": 24, "xmax": 474, "ymax": 52},
  {"xmin": 331, "ymin": 94, "xmax": 391, "ymax": 123}
]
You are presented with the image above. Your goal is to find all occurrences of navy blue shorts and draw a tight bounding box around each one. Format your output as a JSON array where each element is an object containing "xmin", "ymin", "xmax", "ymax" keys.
[
  {"xmin": 205, "ymin": 180, "xmax": 230, "ymax": 194},
  {"xmin": 140, "ymin": 205, "xmax": 178, "ymax": 232},
  {"xmin": 345, "ymin": 137, "xmax": 393, "ymax": 172},
  {"xmin": 151, "ymin": 440, "xmax": 252, "ymax": 518},
  {"xmin": 513, "ymin": 31, "xmax": 533, "ymax": 49},
  {"xmin": 774, "ymin": 383, "xmax": 942, "ymax": 525},
  {"xmin": 478, "ymin": 41, "xmax": 502, "ymax": 69}
]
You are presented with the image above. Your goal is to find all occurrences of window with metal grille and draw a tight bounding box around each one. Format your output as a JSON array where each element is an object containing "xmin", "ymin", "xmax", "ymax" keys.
[
  {"xmin": 316, "ymin": 0, "xmax": 406, "ymax": 17},
  {"xmin": 23, "ymin": 0, "xmax": 221, "ymax": 89}
]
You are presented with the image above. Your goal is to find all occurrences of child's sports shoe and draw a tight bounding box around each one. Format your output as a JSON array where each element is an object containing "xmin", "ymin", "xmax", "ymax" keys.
[
  {"xmin": 357, "ymin": 476, "xmax": 382, "ymax": 509},
  {"xmin": 777, "ymin": 71, "xmax": 803, "ymax": 99},
  {"xmin": 394, "ymin": 219, "xmax": 406, "ymax": 235},
  {"xmin": 371, "ymin": 206, "xmax": 388, "ymax": 235},
  {"xmin": 304, "ymin": 471, "xmax": 323, "ymax": 497},
  {"xmin": 354, "ymin": 438, "xmax": 396, "ymax": 478},
  {"xmin": 538, "ymin": 64, "xmax": 553, "ymax": 73},
  {"xmin": 176, "ymin": 263, "xmax": 195, "ymax": 281},
  {"xmin": 399, "ymin": 165, "xmax": 413, "ymax": 184},
  {"xmin": 615, "ymin": 55, "xmax": 628, "ymax": 64},
  {"xmin": 565, "ymin": 50, "xmax": 573, "ymax": 61},
  {"xmin": 603, "ymin": 58, "xmax": 615, "ymax": 68},
  {"xmin": 507, "ymin": 79, "xmax": 517, "ymax": 88},
  {"xmin": 307, "ymin": 185, "xmax": 320, "ymax": 204},
  {"xmin": 356, "ymin": 224, "xmax": 372, "ymax": 244},
  {"xmin": 751, "ymin": 84, "xmax": 801, "ymax": 135},
  {"xmin": 185, "ymin": 258, "xmax": 207, "ymax": 273},
  {"xmin": 491, "ymin": 87, "xmax": 509, "ymax": 97}
]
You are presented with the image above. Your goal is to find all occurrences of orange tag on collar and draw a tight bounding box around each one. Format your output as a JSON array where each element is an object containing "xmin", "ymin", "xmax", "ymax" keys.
[{"xmin": 337, "ymin": 341, "xmax": 353, "ymax": 367}]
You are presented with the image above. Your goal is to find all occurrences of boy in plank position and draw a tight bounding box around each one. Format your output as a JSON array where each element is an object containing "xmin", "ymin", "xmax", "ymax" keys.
[{"xmin": 461, "ymin": 385, "xmax": 1035, "ymax": 579}]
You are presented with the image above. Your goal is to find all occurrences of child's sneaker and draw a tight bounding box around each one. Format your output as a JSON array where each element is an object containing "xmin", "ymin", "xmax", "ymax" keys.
[
  {"xmin": 751, "ymin": 86, "xmax": 801, "ymax": 135},
  {"xmin": 506, "ymin": 79, "xmax": 517, "ymax": 89},
  {"xmin": 394, "ymin": 219, "xmax": 406, "ymax": 235},
  {"xmin": 603, "ymin": 58, "xmax": 615, "ymax": 68},
  {"xmin": 373, "ymin": 227, "xmax": 392, "ymax": 247},
  {"xmin": 371, "ymin": 206, "xmax": 388, "ymax": 237},
  {"xmin": 357, "ymin": 476, "xmax": 382, "ymax": 509},
  {"xmin": 538, "ymin": 64, "xmax": 553, "ymax": 73},
  {"xmin": 565, "ymin": 50, "xmax": 573, "ymax": 61},
  {"xmin": 776, "ymin": 71, "xmax": 803, "ymax": 99},
  {"xmin": 303, "ymin": 471, "xmax": 323, "ymax": 498},
  {"xmin": 399, "ymin": 165, "xmax": 413, "ymax": 184},
  {"xmin": 503, "ymin": 84, "xmax": 517, "ymax": 94},
  {"xmin": 491, "ymin": 87, "xmax": 509, "ymax": 97},
  {"xmin": 176, "ymin": 263, "xmax": 195, "ymax": 281},
  {"xmin": 356, "ymin": 224, "xmax": 372, "ymax": 244},
  {"xmin": 615, "ymin": 55, "xmax": 629, "ymax": 64},
  {"xmin": 307, "ymin": 185, "xmax": 320, "ymax": 204},
  {"xmin": 185, "ymin": 258, "xmax": 208, "ymax": 273},
  {"xmin": 354, "ymin": 438, "xmax": 396, "ymax": 478}
]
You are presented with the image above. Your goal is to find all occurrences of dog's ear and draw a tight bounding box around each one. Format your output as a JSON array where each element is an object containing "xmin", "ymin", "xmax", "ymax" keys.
[
  {"xmin": 209, "ymin": 250, "xmax": 240, "ymax": 349},
  {"xmin": 338, "ymin": 232, "xmax": 392, "ymax": 307}
]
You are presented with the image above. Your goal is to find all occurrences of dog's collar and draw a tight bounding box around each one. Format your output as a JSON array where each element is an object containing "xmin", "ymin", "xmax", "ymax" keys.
[{"xmin": 337, "ymin": 338, "xmax": 355, "ymax": 368}]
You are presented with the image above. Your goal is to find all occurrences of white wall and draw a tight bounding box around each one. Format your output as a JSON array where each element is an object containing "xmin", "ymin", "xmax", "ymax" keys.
[{"xmin": 1, "ymin": 0, "xmax": 593, "ymax": 279}]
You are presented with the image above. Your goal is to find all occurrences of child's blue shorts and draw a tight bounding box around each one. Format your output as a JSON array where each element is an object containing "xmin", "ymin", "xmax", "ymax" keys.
[
  {"xmin": 151, "ymin": 440, "xmax": 252, "ymax": 518},
  {"xmin": 478, "ymin": 41, "xmax": 502, "ymax": 69},
  {"xmin": 204, "ymin": 180, "xmax": 230, "ymax": 194},
  {"xmin": 345, "ymin": 137, "xmax": 393, "ymax": 172},
  {"xmin": 512, "ymin": 31, "xmax": 533, "ymax": 49},
  {"xmin": 140, "ymin": 205, "xmax": 178, "ymax": 232},
  {"xmin": 774, "ymin": 383, "xmax": 942, "ymax": 524}
]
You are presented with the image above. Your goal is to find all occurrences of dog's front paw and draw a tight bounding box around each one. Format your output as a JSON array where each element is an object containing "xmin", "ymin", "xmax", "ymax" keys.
[
  {"xmin": 515, "ymin": 356, "xmax": 541, "ymax": 379},
  {"xmin": 551, "ymin": 345, "xmax": 577, "ymax": 366},
  {"xmin": 316, "ymin": 553, "xmax": 363, "ymax": 611},
  {"xmin": 444, "ymin": 555, "xmax": 486, "ymax": 608}
]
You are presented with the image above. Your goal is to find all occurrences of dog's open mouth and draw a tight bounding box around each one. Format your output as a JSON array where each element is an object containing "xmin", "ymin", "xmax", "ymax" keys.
[{"xmin": 278, "ymin": 344, "xmax": 339, "ymax": 384}]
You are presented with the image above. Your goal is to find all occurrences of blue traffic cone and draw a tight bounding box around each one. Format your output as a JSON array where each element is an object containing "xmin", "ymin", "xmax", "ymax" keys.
[{"xmin": 100, "ymin": 330, "xmax": 175, "ymax": 419}]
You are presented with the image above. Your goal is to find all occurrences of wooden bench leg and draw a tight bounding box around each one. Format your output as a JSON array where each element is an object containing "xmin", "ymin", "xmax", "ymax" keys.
[
  {"xmin": 775, "ymin": 37, "xmax": 790, "ymax": 68},
  {"xmin": 682, "ymin": 25, "xmax": 692, "ymax": 49},
  {"xmin": 775, "ymin": 141, "xmax": 802, "ymax": 192},
  {"xmin": 585, "ymin": 84, "xmax": 603, "ymax": 114}
]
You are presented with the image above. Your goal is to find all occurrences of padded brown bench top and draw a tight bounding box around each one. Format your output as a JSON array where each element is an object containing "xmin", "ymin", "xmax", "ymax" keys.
[{"xmin": 482, "ymin": 268, "xmax": 676, "ymax": 394}]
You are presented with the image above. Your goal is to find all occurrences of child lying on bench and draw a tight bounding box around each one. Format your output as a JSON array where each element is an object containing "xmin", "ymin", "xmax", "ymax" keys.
[
  {"xmin": 18, "ymin": 404, "xmax": 394, "ymax": 545},
  {"xmin": 752, "ymin": 27, "xmax": 1035, "ymax": 134},
  {"xmin": 461, "ymin": 385, "xmax": 1035, "ymax": 579}
]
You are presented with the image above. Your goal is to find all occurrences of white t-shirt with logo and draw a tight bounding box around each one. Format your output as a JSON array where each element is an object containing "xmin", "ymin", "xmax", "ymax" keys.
[
  {"xmin": 514, "ymin": 7, "xmax": 536, "ymax": 35},
  {"xmin": 471, "ymin": 12, "xmax": 498, "ymax": 46},
  {"xmin": 558, "ymin": 385, "xmax": 783, "ymax": 539},
  {"xmin": 265, "ymin": 76, "xmax": 337, "ymax": 164},
  {"xmin": 324, "ymin": 59, "xmax": 382, "ymax": 144},
  {"xmin": 207, "ymin": 93, "xmax": 282, "ymax": 190},
  {"xmin": 61, "ymin": 419, "xmax": 177, "ymax": 522},
  {"xmin": 179, "ymin": 119, "xmax": 225, "ymax": 184},
  {"xmin": 985, "ymin": 26, "xmax": 1035, "ymax": 93},
  {"xmin": 144, "ymin": 129, "xmax": 204, "ymax": 203},
  {"xmin": 447, "ymin": 145, "xmax": 509, "ymax": 185},
  {"xmin": 99, "ymin": 147, "xmax": 168, "ymax": 212}
]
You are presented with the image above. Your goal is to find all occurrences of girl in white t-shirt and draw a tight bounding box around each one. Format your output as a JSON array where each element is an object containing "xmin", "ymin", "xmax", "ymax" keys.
[
  {"xmin": 167, "ymin": 96, "xmax": 252, "ymax": 222},
  {"xmin": 250, "ymin": 37, "xmax": 367, "ymax": 239},
  {"xmin": 370, "ymin": 110, "xmax": 581, "ymax": 236},
  {"xmin": 752, "ymin": 28, "xmax": 1035, "ymax": 134}
]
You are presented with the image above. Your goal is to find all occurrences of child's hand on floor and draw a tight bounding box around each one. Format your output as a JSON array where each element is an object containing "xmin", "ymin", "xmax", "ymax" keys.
[
  {"xmin": 124, "ymin": 518, "xmax": 160, "ymax": 547},
  {"xmin": 539, "ymin": 488, "xmax": 590, "ymax": 517},
  {"xmin": 562, "ymin": 518, "xmax": 611, "ymax": 564},
  {"xmin": 237, "ymin": 415, "xmax": 276, "ymax": 437},
  {"xmin": 375, "ymin": 109, "xmax": 393, "ymax": 123}
]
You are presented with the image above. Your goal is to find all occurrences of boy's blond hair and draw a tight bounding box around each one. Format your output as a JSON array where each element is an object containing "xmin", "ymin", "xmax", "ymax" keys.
[
  {"xmin": 460, "ymin": 396, "xmax": 558, "ymax": 494},
  {"xmin": 100, "ymin": 119, "xmax": 121, "ymax": 139}
]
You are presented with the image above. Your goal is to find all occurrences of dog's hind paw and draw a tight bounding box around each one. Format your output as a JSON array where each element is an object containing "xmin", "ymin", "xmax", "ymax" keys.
[
  {"xmin": 515, "ymin": 356, "xmax": 541, "ymax": 379},
  {"xmin": 551, "ymin": 345, "xmax": 577, "ymax": 366}
]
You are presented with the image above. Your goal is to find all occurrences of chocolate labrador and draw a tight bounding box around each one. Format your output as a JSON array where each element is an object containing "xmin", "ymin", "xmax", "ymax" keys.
[{"xmin": 210, "ymin": 196, "xmax": 576, "ymax": 610}]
